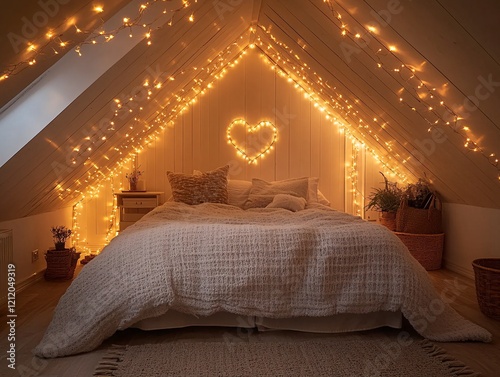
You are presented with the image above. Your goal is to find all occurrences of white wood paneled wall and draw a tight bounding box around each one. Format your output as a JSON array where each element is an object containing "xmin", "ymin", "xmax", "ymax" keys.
[{"xmin": 79, "ymin": 50, "xmax": 400, "ymax": 250}]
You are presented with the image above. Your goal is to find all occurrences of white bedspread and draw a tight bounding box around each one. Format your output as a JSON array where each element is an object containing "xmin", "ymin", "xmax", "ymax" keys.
[{"xmin": 34, "ymin": 203, "xmax": 491, "ymax": 357}]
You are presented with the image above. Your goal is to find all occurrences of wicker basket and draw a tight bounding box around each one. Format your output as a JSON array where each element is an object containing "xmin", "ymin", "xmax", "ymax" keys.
[
  {"xmin": 472, "ymin": 258, "xmax": 500, "ymax": 320},
  {"xmin": 45, "ymin": 249, "xmax": 80, "ymax": 280},
  {"xmin": 394, "ymin": 232, "xmax": 444, "ymax": 270}
]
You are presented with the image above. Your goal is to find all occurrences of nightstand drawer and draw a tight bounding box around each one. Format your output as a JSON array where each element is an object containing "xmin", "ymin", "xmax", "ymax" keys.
[
  {"xmin": 122, "ymin": 198, "xmax": 158, "ymax": 208},
  {"xmin": 122, "ymin": 212, "xmax": 148, "ymax": 222}
]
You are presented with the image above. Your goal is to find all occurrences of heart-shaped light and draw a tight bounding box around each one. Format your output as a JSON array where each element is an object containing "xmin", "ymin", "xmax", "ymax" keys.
[{"xmin": 226, "ymin": 119, "xmax": 278, "ymax": 164}]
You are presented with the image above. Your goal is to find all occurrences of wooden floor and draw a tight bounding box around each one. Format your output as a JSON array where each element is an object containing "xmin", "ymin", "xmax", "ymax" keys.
[{"xmin": 1, "ymin": 267, "xmax": 499, "ymax": 376}]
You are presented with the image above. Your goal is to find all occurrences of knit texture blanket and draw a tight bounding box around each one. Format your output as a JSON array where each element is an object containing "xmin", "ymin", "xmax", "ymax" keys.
[{"xmin": 34, "ymin": 203, "xmax": 491, "ymax": 358}]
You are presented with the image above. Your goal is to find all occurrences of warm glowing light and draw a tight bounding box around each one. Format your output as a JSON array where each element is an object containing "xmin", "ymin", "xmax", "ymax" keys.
[
  {"xmin": 226, "ymin": 119, "xmax": 278, "ymax": 164},
  {"xmin": 94, "ymin": 5, "xmax": 104, "ymax": 13},
  {"xmin": 389, "ymin": 46, "xmax": 396, "ymax": 52},
  {"xmin": 189, "ymin": 14, "xmax": 194, "ymax": 22}
]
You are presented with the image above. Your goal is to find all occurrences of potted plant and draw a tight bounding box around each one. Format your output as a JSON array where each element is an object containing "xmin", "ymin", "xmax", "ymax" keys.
[
  {"xmin": 46, "ymin": 226, "xmax": 81, "ymax": 280},
  {"xmin": 126, "ymin": 166, "xmax": 144, "ymax": 191},
  {"xmin": 365, "ymin": 172, "xmax": 403, "ymax": 231},
  {"xmin": 50, "ymin": 225, "xmax": 72, "ymax": 250},
  {"xmin": 404, "ymin": 178, "xmax": 433, "ymax": 209}
]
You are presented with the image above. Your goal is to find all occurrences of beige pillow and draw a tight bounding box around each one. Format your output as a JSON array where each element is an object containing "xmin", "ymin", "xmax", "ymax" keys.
[
  {"xmin": 167, "ymin": 165, "xmax": 229, "ymax": 205},
  {"xmin": 227, "ymin": 180, "xmax": 252, "ymax": 208},
  {"xmin": 244, "ymin": 177, "xmax": 309, "ymax": 209},
  {"xmin": 266, "ymin": 194, "xmax": 307, "ymax": 212},
  {"xmin": 317, "ymin": 189, "xmax": 330, "ymax": 206}
]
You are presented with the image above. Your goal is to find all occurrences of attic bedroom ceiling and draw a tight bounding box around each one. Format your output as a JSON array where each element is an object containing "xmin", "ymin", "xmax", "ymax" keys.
[{"xmin": 0, "ymin": 0, "xmax": 499, "ymax": 222}]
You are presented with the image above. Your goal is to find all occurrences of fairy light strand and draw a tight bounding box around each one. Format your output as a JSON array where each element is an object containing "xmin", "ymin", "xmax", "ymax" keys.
[
  {"xmin": 1, "ymin": 0, "xmax": 193, "ymax": 82},
  {"xmin": 226, "ymin": 119, "xmax": 278, "ymax": 164},
  {"xmin": 323, "ymin": 0, "xmax": 499, "ymax": 181}
]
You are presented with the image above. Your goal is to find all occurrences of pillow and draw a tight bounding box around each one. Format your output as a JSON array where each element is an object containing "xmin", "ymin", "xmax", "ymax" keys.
[
  {"xmin": 244, "ymin": 177, "xmax": 309, "ymax": 209},
  {"xmin": 166, "ymin": 165, "xmax": 229, "ymax": 205},
  {"xmin": 266, "ymin": 194, "xmax": 307, "ymax": 212},
  {"xmin": 308, "ymin": 177, "xmax": 319, "ymax": 203},
  {"xmin": 317, "ymin": 189, "xmax": 331, "ymax": 206},
  {"xmin": 227, "ymin": 180, "xmax": 252, "ymax": 208}
]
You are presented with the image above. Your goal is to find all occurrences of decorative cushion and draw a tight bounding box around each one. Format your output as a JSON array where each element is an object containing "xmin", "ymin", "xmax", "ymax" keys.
[
  {"xmin": 308, "ymin": 177, "xmax": 319, "ymax": 203},
  {"xmin": 244, "ymin": 177, "xmax": 309, "ymax": 209},
  {"xmin": 317, "ymin": 190, "xmax": 331, "ymax": 206},
  {"xmin": 166, "ymin": 165, "xmax": 229, "ymax": 205},
  {"xmin": 227, "ymin": 180, "xmax": 252, "ymax": 208},
  {"xmin": 266, "ymin": 194, "xmax": 307, "ymax": 212}
]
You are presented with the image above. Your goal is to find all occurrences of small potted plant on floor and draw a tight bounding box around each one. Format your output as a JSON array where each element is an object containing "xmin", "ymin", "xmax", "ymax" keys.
[
  {"xmin": 365, "ymin": 172, "xmax": 403, "ymax": 231},
  {"xmin": 46, "ymin": 226, "xmax": 80, "ymax": 280}
]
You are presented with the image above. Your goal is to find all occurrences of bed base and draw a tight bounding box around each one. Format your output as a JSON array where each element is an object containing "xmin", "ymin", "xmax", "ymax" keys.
[{"xmin": 131, "ymin": 310, "xmax": 403, "ymax": 333}]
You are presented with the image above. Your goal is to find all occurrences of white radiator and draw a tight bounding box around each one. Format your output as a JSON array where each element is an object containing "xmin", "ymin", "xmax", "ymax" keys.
[{"xmin": 0, "ymin": 229, "xmax": 14, "ymax": 307}]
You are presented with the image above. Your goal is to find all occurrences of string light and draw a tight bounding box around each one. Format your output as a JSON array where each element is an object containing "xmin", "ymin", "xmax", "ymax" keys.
[
  {"xmin": 226, "ymin": 119, "xmax": 278, "ymax": 164},
  {"xmin": 349, "ymin": 142, "xmax": 362, "ymax": 217},
  {"xmin": 323, "ymin": 0, "xmax": 499, "ymax": 182},
  {"xmin": 68, "ymin": 0, "xmax": 500, "ymax": 246},
  {"xmin": 1, "ymin": 0, "xmax": 193, "ymax": 81}
]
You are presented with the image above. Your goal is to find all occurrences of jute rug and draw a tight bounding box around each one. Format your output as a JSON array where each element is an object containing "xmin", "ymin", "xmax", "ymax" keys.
[{"xmin": 93, "ymin": 335, "xmax": 479, "ymax": 377}]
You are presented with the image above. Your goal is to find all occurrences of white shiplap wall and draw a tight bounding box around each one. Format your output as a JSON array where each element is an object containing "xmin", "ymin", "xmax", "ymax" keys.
[{"xmin": 80, "ymin": 49, "xmax": 396, "ymax": 249}]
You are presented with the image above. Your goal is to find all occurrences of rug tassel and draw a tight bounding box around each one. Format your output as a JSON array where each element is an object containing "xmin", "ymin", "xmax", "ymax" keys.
[
  {"xmin": 93, "ymin": 345, "xmax": 128, "ymax": 376},
  {"xmin": 418, "ymin": 340, "xmax": 480, "ymax": 377}
]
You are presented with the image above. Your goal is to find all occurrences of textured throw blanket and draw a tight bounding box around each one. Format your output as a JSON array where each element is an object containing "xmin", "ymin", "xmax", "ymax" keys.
[{"xmin": 34, "ymin": 203, "xmax": 491, "ymax": 358}]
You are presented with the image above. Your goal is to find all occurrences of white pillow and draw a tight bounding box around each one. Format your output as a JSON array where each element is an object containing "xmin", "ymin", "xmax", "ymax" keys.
[
  {"xmin": 308, "ymin": 177, "xmax": 319, "ymax": 203},
  {"xmin": 244, "ymin": 177, "xmax": 309, "ymax": 209},
  {"xmin": 266, "ymin": 194, "xmax": 307, "ymax": 212},
  {"xmin": 227, "ymin": 180, "xmax": 252, "ymax": 208},
  {"xmin": 317, "ymin": 189, "xmax": 330, "ymax": 206}
]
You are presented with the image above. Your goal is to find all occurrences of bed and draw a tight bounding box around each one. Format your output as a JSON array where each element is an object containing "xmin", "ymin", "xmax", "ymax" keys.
[{"xmin": 34, "ymin": 171, "xmax": 491, "ymax": 358}]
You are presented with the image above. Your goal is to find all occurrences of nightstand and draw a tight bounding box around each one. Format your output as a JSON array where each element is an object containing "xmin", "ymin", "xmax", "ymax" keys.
[{"xmin": 114, "ymin": 192, "xmax": 163, "ymax": 231}]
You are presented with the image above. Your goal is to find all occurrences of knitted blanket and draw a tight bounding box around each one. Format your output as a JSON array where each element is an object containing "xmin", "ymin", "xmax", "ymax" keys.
[{"xmin": 34, "ymin": 203, "xmax": 491, "ymax": 358}]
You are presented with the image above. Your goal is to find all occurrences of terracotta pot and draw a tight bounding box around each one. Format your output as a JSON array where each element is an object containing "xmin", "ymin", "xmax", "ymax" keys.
[{"xmin": 379, "ymin": 211, "xmax": 397, "ymax": 231}]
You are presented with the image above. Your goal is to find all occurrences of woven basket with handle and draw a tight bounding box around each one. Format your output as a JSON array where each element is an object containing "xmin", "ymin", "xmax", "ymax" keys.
[{"xmin": 396, "ymin": 195, "xmax": 442, "ymax": 234}]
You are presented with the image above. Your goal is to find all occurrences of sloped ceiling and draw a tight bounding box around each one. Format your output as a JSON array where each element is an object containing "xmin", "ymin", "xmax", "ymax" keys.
[{"xmin": 0, "ymin": 0, "xmax": 499, "ymax": 222}]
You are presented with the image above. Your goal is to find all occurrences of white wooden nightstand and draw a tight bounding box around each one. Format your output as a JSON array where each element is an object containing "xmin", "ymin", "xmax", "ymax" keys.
[{"xmin": 114, "ymin": 192, "xmax": 163, "ymax": 231}]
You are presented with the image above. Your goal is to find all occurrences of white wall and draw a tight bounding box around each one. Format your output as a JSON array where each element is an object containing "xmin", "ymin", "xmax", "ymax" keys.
[
  {"xmin": 78, "ymin": 50, "xmax": 410, "ymax": 249},
  {"xmin": 0, "ymin": 207, "xmax": 72, "ymax": 284},
  {"xmin": 442, "ymin": 203, "xmax": 500, "ymax": 278}
]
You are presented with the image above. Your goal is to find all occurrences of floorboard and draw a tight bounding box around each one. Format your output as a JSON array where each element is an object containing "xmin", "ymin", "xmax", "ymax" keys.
[{"xmin": 1, "ymin": 266, "xmax": 499, "ymax": 376}]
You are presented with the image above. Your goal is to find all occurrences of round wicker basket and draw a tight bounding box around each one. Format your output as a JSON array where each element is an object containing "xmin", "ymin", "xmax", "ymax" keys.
[{"xmin": 472, "ymin": 258, "xmax": 500, "ymax": 320}]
